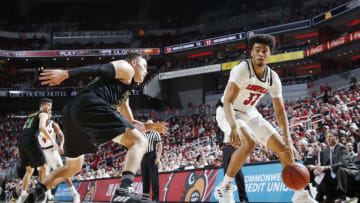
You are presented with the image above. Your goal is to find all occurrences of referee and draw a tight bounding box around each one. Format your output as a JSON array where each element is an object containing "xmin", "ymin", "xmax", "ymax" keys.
[{"xmin": 141, "ymin": 120, "xmax": 162, "ymax": 201}]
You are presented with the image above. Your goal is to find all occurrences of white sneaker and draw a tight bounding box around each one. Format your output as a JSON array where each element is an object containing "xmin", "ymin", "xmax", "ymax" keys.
[
  {"xmin": 72, "ymin": 191, "xmax": 80, "ymax": 203},
  {"xmin": 16, "ymin": 193, "xmax": 29, "ymax": 203},
  {"xmin": 292, "ymin": 189, "xmax": 318, "ymax": 203},
  {"xmin": 214, "ymin": 184, "xmax": 235, "ymax": 203}
]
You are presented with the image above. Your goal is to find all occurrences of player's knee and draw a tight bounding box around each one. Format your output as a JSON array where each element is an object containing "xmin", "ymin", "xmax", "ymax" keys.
[
  {"xmin": 242, "ymin": 138, "xmax": 256, "ymax": 155},
  {"xmin": 26, "ymin": 167, "xmax": 34, "ymax": 174},
  {"xmin": 129, "ymin": 130, "xmax": 147, "ymax": 146},
  {"xmin": 241, "ymin": 129, "xmax": 256, "ymax": 151},
  {"xmin": 38, "ymin": 166, "xmax": 46, "ymax": 173}
]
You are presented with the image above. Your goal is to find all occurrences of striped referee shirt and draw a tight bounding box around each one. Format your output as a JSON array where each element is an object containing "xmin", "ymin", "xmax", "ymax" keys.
[{"xmin": 143, "ymin": 130, "xmax": 161, "ymax": 153}]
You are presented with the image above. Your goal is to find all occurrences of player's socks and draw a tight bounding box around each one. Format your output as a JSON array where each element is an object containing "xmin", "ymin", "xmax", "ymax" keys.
[
  {"xmin": 70, "ymin": 185, "xmax": 77, "ymax": 194},
  {"xmin": 221, "ymin": 174, "xmax": 234, "ymax": 186}
]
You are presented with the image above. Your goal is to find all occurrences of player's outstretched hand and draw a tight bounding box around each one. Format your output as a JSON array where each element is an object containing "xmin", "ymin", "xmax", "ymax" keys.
[
  {"xmin": 148, "ymin": 122, "xmax": 169, "ymax": 136},
  {"xmin": 39, "ymin": 69, "xmax": 68, "ymax": 86},
  {"xmin": 59, "ymin": 147, "xmax": 64, "ymax": 155},
  {"xmin": 284, "ymin": 141, "xmax": 302, "ymax": 161}
]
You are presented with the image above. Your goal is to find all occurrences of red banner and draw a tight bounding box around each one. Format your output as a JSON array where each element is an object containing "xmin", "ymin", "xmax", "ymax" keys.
[
  {"xmin": 305, "ymin": 44, "xmax": 326, "ymax": 57},
  {"xmin": 67, "ymin": 169, "xmax": 219, "ymax": 202},
  {"xmin": 0, "ymin": 48, "xmax": 160, "ymax": 58},
  {"xmin": 350, "ymin": 30, "xmax": 360, "ymax": 41},
  {"xmin": 326, "ymin": 35, "xmax": 348, "ymax": 49},
  {"xmin": 305, "ymin": 30, "xmax": 360, "ymax": 57}
]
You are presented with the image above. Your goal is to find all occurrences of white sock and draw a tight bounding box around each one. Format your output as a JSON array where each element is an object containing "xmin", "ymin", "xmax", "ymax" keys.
[
  {"xmin": 71, "ymin": 186, "xmax": 77, "ymax": 194},
  {"xmin": 21, "ymin": 191, "xmax": 28, "ymax": 196},
  {"xmin": 46, "ymin": 190, "xmax": 51, "ymax": 196},
  {"xmin": 221, "ymin": 175, "xmax": 234, "ymax": 186}
]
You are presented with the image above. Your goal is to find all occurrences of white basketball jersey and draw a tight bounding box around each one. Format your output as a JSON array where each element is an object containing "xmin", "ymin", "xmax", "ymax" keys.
[
  {"xmin": 38, "ymin": 120, "xmax": 56, "ymax": 148},
  {"xmin": 221, "ymin": 59, "xmax": 282, "ymax": 112}
]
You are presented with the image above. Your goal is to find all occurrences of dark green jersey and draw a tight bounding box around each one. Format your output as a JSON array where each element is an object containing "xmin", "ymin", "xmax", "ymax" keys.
[
  {"xmin": 85, "ymin": 77, "xmax": 136, "ymax": 106},
  {"xmin": 21, "ymin": 111, "xmax": 43, "ymax": 137}
]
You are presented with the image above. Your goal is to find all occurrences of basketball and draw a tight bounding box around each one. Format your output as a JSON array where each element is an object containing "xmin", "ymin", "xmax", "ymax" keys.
[{"xmin": 281, "ymin": 163, "xmax": 310, "ymax": 190}]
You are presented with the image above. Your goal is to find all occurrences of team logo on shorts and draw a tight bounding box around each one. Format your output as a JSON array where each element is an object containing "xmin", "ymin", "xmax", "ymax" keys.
[{"xmin": 181, "ymin": 172, "xmax": 207, "ymax": 202}]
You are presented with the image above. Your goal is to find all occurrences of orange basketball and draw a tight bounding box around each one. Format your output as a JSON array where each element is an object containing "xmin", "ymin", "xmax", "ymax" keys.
[{"xmin": 281, "ymin": 163, "xmax": 310, "ymax": 190}]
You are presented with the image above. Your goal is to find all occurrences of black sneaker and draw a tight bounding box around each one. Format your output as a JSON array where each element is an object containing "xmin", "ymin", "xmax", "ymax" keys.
[
  {"xmin": 24, "ymin": 184, "xmax": 46, "ymax": 203},
  {"xmin": 111, "ymin": 187, "xmax": 154, "ymax": 203}
]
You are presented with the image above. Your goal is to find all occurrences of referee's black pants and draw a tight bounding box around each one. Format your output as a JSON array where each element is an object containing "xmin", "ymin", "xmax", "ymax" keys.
[
  {"xmin": 223, "ymin": 145, "xmax": 248, "ymax": 202},
  {"xmin": 141, "ymin": 151, "xmax": 159, "ymax": 201}
]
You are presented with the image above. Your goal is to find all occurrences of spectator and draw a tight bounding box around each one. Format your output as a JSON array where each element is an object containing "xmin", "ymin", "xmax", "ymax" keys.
[{"xmin": 309, "ymin": 131, "xmax": 360, "ymax": 202}]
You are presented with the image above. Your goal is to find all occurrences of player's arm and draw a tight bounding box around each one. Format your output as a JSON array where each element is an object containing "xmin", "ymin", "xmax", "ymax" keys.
[
  {"xmin": 39, "ymin": 60, "xmax": 134, "ymax": 86},
  {"xmin": 269, "ymin": 72, "xmax": 299, "ymax": 159},
  {"xmin": 272, "ymin": 97, "xmax": 301, "ymax": 160},
  {"xmin": 52, "ymin": 122, "xmax": 64, "ymax": 153},
  {"xmin": 117, "ymin": 98, "xmax": 168, "ymax": 135},
  {"xmin": 272, "ymin": 97, "xmax": 291, "ymax": 143},
  {"xmin": 223, "ymin": 82, "xmax": 242, "ymax": 146},
  {"xmin": 39, "ymin": 113, "xmax": 58, "ymax": 148},
  {"xmin": 223, "ymin": 82, "xmax": 240, "ymax": 130}
]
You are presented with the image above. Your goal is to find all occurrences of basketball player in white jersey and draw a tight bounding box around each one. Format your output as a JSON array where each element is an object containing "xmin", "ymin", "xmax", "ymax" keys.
[
  {"xmin": 38, "ymin": 113, "xmax": 80, "ymax": 203},
  {"xmin": 214, "ymin": 34, "xmax": 316, "ymax": 203}
]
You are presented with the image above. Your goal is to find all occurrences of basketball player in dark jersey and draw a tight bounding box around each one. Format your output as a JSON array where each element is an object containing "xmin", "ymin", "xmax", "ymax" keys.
[
  {"xmin": 17, "ymin": 98, "xmax": 58, "ymax": 203},
  {"xmin": 25, "ymin": 53, "xmax": 168, "ymax": 203}
]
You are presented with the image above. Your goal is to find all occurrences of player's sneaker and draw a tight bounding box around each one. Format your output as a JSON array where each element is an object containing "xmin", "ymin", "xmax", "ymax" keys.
[
  {"xmin": 24, "ymin": 183, "xmax": 46, "ymax": 203},
  {"xmin": 40, "ymin": 195, "xmax": 47, "ymax": 203},
  {"xmin": 72, "ymin": 191, "xmax": 80, "ymax": 203},
  {"xmin": 292, "ymin": 189, "xmax": 318, "ymax": 203},
  {"xmin": 16, "ymin": 192, "xmax": 29, "ymax": 203},
  {"xmin": 111, "ymin": 187, "xmax": 154, "ymax": 203},
  {"xmin": 214, "ymin": 184, "xmax": 235, "ymax": 203}
]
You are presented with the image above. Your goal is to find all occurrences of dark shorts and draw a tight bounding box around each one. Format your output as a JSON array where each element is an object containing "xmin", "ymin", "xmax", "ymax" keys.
[
  {"xmin": 62, "ymin": 91, "xmax": 135, "ymax": 158},
  {"xmin": 18, "ymin": 136, "xmax": 46, "ymax": 168}
]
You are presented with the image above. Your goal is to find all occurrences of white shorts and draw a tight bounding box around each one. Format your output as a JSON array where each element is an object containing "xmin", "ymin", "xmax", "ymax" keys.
[
  {"xmin": 216, "ymin": 107, "xmax": 277, "ymax": 146},
  {"xmin": 43, "ymin": 147, "xmax": 63, "ymax": 169}
]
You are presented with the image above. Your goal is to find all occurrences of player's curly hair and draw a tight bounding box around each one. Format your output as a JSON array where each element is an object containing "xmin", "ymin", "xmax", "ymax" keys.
[{"xmin": 248, "ymin": 34, "xmax": 275, "ymax": 52}]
